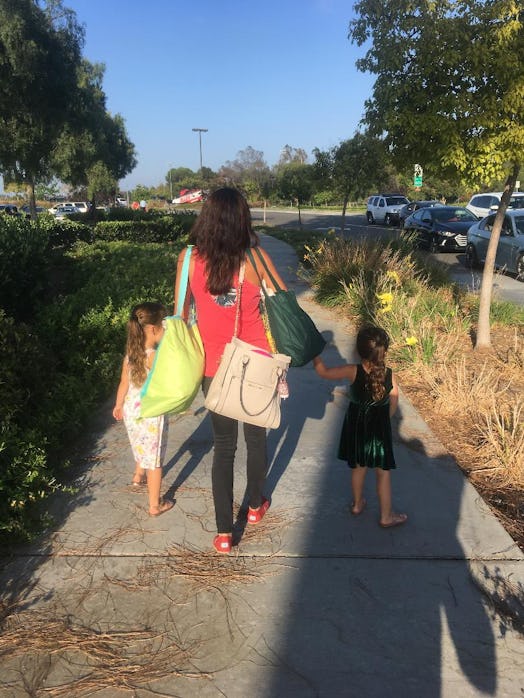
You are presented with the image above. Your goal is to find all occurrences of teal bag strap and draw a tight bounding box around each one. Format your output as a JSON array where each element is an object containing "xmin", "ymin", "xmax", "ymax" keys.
[
  {"xmin": 248, "ymin": 246, "xmax": 282, "ymax": 293},
  {"xmin": 175, "ymin": 245, "xmax": 193, "ymax": 316}
]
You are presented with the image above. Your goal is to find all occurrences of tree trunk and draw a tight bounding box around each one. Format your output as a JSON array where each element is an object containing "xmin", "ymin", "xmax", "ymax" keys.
[
  {"xmin": 475, "ymin": 163, "xmax": 520, "ymax": 349},
  {"xmin": 29, "ymin": 179, "xmax": 37, "ymax": 221},
  {"xmin": 340, "ymin": 194, "xmax": 349, "ymax": 236}
]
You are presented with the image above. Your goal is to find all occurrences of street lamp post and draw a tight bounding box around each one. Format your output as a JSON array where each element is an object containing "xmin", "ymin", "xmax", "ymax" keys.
[{"xmin": 192, "ymin": 128, "xmax": 208, "ymax": 171}]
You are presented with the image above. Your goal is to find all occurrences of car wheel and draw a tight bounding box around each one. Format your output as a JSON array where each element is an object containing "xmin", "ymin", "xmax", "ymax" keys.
[
  {"xmin": 517, "ymin": 254, "xmax": 524, "ymax": 282},
  {"xmin": 465, "ymin": 244, "xmax": 480, "ymax": 269},
  {"xmin": 384, "ymin": 213, "xmax": 392, "ymax": 226},
  {"xmin": 366, "ymin": 211, "xmax": 374, "ymax": 224}
]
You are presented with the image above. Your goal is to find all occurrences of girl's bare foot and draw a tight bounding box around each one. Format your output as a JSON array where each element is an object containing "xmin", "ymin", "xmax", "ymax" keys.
[
  {"xmin": 351, "ymin": 498, "xmax": 367, "ymax": 515},
  {"xmin": 149, "ymin": 499, "xmax": 174, "ymax": 517},
  {"xmin": 132, "ymin": 471, "xmax": 147, "ymax": 486},
  {"xmin": 379, "ymin": 512, "xmax": 407, "ymax": 528}
]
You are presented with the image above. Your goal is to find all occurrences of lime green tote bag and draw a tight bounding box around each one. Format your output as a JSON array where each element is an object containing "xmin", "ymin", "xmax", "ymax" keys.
[{"xmin": 140, "ymin": 246, "xmax": 204, "ymax": 417}]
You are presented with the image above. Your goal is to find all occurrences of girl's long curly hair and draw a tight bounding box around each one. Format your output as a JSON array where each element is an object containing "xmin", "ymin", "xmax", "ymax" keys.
[
  {"xmin": 126, "ymin": 302, "xmax": 166, "ymax": 387},
  {"xmin": 189, "ymin": 187, "xmax": 259, "ymax": 295},
  {"xmin": 356, "ymin": 325, "xmax": 390, "ymax": 402}
]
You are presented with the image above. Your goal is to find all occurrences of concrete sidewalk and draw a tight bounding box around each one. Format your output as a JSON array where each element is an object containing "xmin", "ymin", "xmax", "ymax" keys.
[{"xmin": 1, "ymin": 234, "xmax": 523, "ymax": 697}]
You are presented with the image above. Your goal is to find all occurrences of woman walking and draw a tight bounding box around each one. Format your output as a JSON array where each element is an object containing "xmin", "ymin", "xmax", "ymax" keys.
[{"xmin": 174, "ymin": 188, "xmax": 287, "ymax": 553}]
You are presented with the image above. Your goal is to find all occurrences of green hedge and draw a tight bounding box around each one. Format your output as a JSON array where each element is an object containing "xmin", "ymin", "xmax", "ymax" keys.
[
  {"xmin": 0, "ymin": 235, "xmax": 184, "ymax": 545},
  {"xmin": 92, "ymin": 217, "xmax": 184, "ymax": 243}
]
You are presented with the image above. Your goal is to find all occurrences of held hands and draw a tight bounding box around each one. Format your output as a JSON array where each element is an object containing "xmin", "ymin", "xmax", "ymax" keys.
[{"xmin": 312, "ymin": 355, "xmax": 326, "ymax": 376}]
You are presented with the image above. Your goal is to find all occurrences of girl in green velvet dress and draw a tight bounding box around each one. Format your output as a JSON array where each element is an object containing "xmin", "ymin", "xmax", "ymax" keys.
[{"xmin": 313, "ymin": 325, "xmax": 407, "ymax": 528}]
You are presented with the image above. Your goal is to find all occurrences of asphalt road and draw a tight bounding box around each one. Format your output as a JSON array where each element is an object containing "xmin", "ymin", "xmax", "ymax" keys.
[{"xmin": 251, "ymin": 207, "xmax": 524, "ymax": 306}]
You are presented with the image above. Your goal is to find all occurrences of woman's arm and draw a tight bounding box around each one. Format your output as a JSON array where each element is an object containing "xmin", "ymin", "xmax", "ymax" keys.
[
  {"xmin": 247, "ymin": 246, "xmax": 288, "ymax": 292},
  {"xmin": 313, "ymin": 356, "xmax": 357, "ymax": 382}
]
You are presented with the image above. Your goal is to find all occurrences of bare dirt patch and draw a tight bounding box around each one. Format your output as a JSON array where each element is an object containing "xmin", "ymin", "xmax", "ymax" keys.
[{"xmin": 396, "ymin": 325, "xmax": 524, "ymax": 550}]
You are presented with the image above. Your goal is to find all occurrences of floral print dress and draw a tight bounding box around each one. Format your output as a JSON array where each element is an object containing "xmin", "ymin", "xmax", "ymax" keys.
[{"xmin": 123, "ymin": 349, "xmax": 168, "ymax": 470}]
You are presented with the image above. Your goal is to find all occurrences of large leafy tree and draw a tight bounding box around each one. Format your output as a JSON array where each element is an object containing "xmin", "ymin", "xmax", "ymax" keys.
[
  {"xmin": 314, "ymin": 133, "xmax": 386, "ymax": 232},
  {"xmin": 0, "ymin": 0, "xmax": 84, "ymax": 210},
  {"xmin": 349, "ymin": 0, "xmax": 524, "ymax": 348},
  {"xmin": 52, "ymin": 60, "xmax": 136, "ymax": 211}
]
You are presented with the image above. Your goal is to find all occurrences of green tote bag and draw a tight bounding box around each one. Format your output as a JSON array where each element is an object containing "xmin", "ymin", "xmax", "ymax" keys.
[
  {"xmin": 247, "ymin": 247, "xmax": 326, "ymax": 367},
  {"xmin": 140, "ymin": 246, "xmax": 204, "ymax": 417}
]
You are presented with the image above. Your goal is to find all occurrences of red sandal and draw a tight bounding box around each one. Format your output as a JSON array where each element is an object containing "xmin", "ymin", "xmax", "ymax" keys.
[
  {"xmin": 247, "ymin": 497, "xmax": 270, "ymax": 524},
  {"xmin": 213, "ymin": 534, "xmax": 232, "ymax": 554}
]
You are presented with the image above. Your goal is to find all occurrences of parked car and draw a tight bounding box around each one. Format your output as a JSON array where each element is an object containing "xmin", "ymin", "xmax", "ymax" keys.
[
  {"xmin": 49, "ymin": 203, "xmax": 80, "ymax": 218},
  {"xmin": 403, "ymin": 206, "xmax": 478, "ymax": 252},
  {"xmin": 71, "ymin": 201, "xmax": 89, "ymax": 214},
  {"xmin": 465, "ymin": 191, "xmax": 524, "ymax": 218},
  {"xmin": 466, "ymin": 209, "xmax": 524, "ymax": 280},
  {"xmin": 366, "ymin": 193, "xmax": 410, "ymax": 225},
  {"xmin": 21, "ymin": 205, "xmax": 46, "ymax": 217},
  {"xmin": 398, "ymin": 200, "xmax": 444, "ymax": 228},
  {"xmin": 0, "ymin": 204, "xmax": 20, "ymax": 216}
]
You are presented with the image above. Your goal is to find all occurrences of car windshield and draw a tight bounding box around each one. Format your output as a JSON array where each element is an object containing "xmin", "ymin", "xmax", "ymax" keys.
[
  {"xmin": 514, "ymin": 216, "xmax": 524, "ymax": 235},
  {"xmin": 385, "ymin": 197, "xmax": 408, "ymax": 205},
  {"xmin": 509, "ymin": 197, "xmax": 524, "ymax": 209},
  {"xmin": 433, "ymin": 208, "xmax": 477, "ymax": 222}
]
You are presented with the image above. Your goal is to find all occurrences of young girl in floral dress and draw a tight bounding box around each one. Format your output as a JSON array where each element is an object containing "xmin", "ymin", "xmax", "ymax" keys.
[{"xmin": 113, "ymin": 302, "xmax": 173, "ymax": 517}]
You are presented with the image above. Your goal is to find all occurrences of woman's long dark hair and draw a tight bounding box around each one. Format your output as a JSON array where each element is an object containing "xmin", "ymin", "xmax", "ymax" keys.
[
  {"xmin": 190, "ymin": 187, "xmax": 259, "ymax": 295},
  {"xmin": 356, "ymin": 325, "xmax": 390, "ymax": 401}
]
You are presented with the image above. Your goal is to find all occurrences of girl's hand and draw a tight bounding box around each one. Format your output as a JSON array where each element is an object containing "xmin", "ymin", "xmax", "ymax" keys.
[
  {"xmin": 312, "ymin": 356, "xmax": 325, "ymax": 374},
  {"xmin": 113, "ymin": 405, "xmax": 123, "ymax": 421}
]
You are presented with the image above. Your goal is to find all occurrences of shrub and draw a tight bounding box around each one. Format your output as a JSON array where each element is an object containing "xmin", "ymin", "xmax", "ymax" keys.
[
  {"xmin": 0, "ymin": 239, "xmax": 183, "ymax": 544},
  {"xmin": 93, "ymin": 216, "xmax": 189, "ymax": 243}
]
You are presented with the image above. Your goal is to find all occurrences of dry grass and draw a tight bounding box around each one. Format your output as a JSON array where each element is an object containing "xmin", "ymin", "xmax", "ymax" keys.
[
  {"xmin": 396, "ymin": 326, "xmax": 524, "ymax": 547},
  {"xmin": 0, "ymin": 608, "xmax": 209, "ymax": 696}
]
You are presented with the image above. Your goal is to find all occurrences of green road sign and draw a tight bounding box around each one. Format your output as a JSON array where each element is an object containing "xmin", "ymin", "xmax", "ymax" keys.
[{"xmin": 414, "ymin": 176, "xmax": 423, "ymax": 187}]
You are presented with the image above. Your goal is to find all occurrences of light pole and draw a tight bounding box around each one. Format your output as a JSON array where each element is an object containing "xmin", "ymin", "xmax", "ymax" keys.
[
  {"xmin": 168, "ymin": 165, "xmax": 173, "ymax": 201},
  {"xmin": 192, "ymin": 128, "xmax": 208, "ymax": 172}
]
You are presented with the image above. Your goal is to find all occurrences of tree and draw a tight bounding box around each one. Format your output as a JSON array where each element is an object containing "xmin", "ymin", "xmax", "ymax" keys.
[
  {"xmin": 0, "ymin": 0, "xmax": 84, "ymax": 215},
  {"xmin": 278, "ymin": 145, "xmax": 308, "ymax": 166},
  {"xmin": 276, "ymin": 163, "xmax": 313, "ymax": 226},
  {"xmin": 86, "ymin": 161, "xmax": 116, "ymax": 204},
  {"xmin": 218, "ymin": 146, "xmax": 270, "ymax": 200},
  {"xmin": 349, "ymin": 0, "xmax": 524, "ymax": 348},
  {"xmin": 52, "ymin": 60, "xmax": 136, "ymax": 214},
  {"xmin": 314, "ymin": 133, "xmax": 386, "ymax": 232}
]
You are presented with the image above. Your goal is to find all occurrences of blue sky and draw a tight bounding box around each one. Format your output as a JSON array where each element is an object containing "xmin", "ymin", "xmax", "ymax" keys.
[{"xmin": 64, "ymin": 0, "xmax": 372, "ymax": 191}]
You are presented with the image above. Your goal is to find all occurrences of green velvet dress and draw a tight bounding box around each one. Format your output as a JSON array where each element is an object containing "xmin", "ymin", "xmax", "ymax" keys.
[{"xmin": 338, "ymin": 364, "xmax": 396, "ymax": 470}]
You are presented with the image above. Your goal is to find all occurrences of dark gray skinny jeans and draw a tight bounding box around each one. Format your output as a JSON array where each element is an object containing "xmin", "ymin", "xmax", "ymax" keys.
[{"xmin": 202, "ymin": 376, "xmax": 268, "ymax": 533}]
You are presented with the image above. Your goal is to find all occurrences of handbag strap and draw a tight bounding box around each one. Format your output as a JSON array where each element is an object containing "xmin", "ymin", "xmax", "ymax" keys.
[
  {"xmin": 232, "ymin": 259, "xmax": 245, "ymax": 338},
  {"xmin": 248, "ymin": 246, "xmax": 282, "ymax": 293},
  {"xmin": 175, "ymin": 245, "xmax": 193, "ymax": 316}
]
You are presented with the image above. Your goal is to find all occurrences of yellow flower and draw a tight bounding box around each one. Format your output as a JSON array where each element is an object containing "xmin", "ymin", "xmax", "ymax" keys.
[
  {"xmin": 385, "ymin": 270, "xmax": 400, "ymax": 284},
  {"xmin": 405, "ymin": 336, "xmax": 418, "ymax": 346},
  {"xmin": 376, "ymin": 291, "xmax": 393, "ymax": 306}
]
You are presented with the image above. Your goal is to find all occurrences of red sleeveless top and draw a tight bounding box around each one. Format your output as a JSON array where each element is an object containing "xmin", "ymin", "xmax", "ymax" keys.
[{"xmin": 190, "ymin": 251, "xmax": 270, "ymax": 376}]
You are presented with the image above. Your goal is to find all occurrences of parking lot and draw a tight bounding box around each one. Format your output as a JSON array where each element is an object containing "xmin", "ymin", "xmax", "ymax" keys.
[{"xmin": 250, "ymin": 207, "xmax": 524, "ymax": 306}]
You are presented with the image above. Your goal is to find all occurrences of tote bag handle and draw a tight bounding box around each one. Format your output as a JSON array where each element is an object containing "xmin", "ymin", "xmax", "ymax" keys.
[
  {"xmin": 175, "ymin": 245, "xmax": 194, "ymax": 317},
  {"xmin": 247, "ymin": 246, "xmax": 281, "ymax": 293}
]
